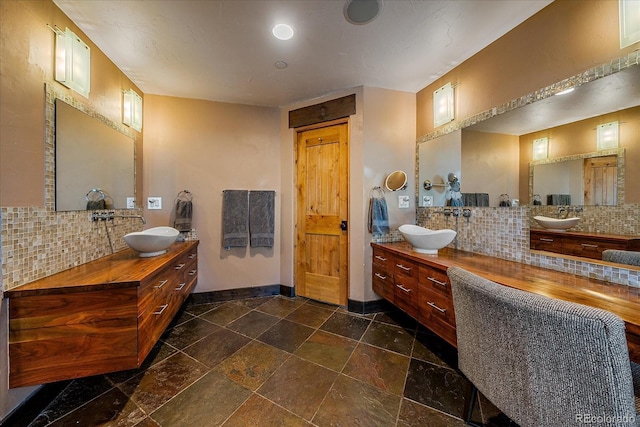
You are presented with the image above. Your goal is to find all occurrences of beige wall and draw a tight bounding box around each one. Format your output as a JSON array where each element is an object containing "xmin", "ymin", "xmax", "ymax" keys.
[
  {"xmin": 519, "ymin": 106, "xmax": 640, "ymax": 203},
  {"xmin": 143, "ymin": 95, "xmax": 281, "ymax": 292},
  {"xmin": 416, "ymin": 0, "xmax": 636, "ymax": 138}
]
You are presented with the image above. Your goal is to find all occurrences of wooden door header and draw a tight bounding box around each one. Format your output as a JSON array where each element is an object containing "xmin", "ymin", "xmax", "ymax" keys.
[{"xmin": 289, "ymin": 94, "xmax": 356, "ymax": 129}]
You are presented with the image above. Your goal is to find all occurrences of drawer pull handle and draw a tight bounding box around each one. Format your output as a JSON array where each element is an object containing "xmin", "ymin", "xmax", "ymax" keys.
[
  {"xmin": 374, "ymin": 273, "xmax": 387, "ymax": 280},
  {"xmin": 155, "ymin": 279, "xmax": 168, "ymax": 289},
  {"xmin": 189, "ymin": 269, "xmax": 197, "ymax": 276},
  {"xmin": 375, "ymin": 255, "xmax": 387, "ymax": 262},
  {"xmin": 396, "ymin": 284, "xmax": 411, "ymax": 293},
  {"xmin": 396, "ymin": 264, "xmax": 412, "ymax": 271},
  {"xmin": 427, "ymin": 277, "xmax": 447, "ymax": 288},
  {"xmin": 581, "ymin": 243, "xmax": 599, "ymax": 249},
  {"xmin": 154, "ymin": 304, "xmax": 169, "ymax": 315},
  {"xmin": 540, "ymin": 238, "xmax": 554, "ymax": 242},
  {"xmin": 175, "ymin": 263, "xmax": 186, "ymax": 270},
  {"xmin": 188, "ymin": 253, "xmax": 196, "ymax": 259},
  {"xmin": 176, "ymin": 282, "xmax": 186, "ymax": 291},
  {"xmin": 427, "ymin": 301, "xmax": 446, "ymax": 313}
]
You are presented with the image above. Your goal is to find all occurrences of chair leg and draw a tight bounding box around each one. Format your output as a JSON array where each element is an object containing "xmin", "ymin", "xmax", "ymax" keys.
[{"xmin": 463, "ymin": 382, "xmax": 483, "ymax": 426}]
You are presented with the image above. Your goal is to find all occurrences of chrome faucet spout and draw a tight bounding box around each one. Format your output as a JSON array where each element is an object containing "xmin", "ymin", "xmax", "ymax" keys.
[{"xmin": 112, "ymin": 214, "xmax": 146, "ymax": 224}]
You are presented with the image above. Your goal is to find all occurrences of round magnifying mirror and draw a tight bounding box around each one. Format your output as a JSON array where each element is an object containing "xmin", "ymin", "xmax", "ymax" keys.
[{"xmin": 385, "ymin": 170, "xmax": 407, "ymax": 191}]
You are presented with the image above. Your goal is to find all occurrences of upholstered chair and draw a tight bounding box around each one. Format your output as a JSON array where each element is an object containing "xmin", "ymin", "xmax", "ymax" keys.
[
  {"xmin": 448, "ymin": 266, "xmax": 639, "ymax": 427},
  {"xmin": 602, "ymin": 249, "xmax": 640, "ymax": 267}
]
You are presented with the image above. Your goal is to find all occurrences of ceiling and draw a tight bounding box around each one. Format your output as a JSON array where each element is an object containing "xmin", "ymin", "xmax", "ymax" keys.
[{"xmin": 53, "ymin": 0, "xmax": 551, "ymax": 107}]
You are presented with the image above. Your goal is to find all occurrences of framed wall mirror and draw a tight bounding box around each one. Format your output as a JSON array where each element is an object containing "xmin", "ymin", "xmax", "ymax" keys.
[{"xmin": 55, "ymin": 99, "xmax": 136, "ymax": 211}]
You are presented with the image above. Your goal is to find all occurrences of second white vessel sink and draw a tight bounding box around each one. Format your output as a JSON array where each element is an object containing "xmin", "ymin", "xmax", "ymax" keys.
[
  {"xmin": 533, "ymin": 216, "xmax": 580, "ymax": 231},
  {"xmin": 399, "ymin": 224, "xmax": 457, "ymax": 254},
  {"xmin": 124, "ymin": 226, "xmax": 179, "ymax": 257}
]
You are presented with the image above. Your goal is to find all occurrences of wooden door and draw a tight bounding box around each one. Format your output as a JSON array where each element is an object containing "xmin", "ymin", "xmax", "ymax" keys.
[
  {"xmin": 584, "ymin": 155, "xmax": 617, "ymax": 205},
  {"xmin": 295, "ymin": 121, "xmax": 349, "ymax": 305}
]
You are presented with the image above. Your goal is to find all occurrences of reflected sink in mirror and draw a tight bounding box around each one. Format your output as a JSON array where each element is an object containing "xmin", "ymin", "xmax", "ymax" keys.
[
  {"xmin": 533, "ymin": 216, "xmax": 580, "ymax": 231},
  {"xmin": 124, "ymin": 226, "xmax": 179, "ymax": 257},
  {"xmin": 399, "ymin": 224, "xmax": 457, "ymax": 254}
]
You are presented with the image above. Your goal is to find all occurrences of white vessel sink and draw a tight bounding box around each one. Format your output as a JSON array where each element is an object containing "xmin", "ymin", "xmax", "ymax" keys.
[
  {"xmin": 124, "ymin": 226, "xmax": 179, "ymax": 257},
  {"xmin": 399, "ymin": 224, "xmax": 457, "ymax": 254},
  {"xmin": 533, "ymin": 216, "xmax": 580, "ymax": 231}
]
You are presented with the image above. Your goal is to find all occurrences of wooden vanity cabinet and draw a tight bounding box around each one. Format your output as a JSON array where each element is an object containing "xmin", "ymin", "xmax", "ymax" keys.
[
  {"xmin": 7, "ymin": 241, "xmax": 198, "ymax": 388},
  {"xmin": 530, "ymin": 229, "xmax": 640, "ymax": 260},
  {"xmin": 417, "ymin": 264, "xmax": 456, "ymax": 347},
  {"xmin": 372, "ymin": 247, "xmax": 395, "ymax": 303},
  {"xmin": 393, "ymin": 256, "xmax": 419, "ymax": 319}
]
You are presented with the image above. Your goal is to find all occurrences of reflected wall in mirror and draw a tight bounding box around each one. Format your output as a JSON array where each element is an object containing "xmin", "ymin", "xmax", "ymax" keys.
[
  {"xmin": 55, "ymin": 99, "xmax": 135, "ymax": 211},
  {"xmin": 418, "ymin": 130, "xmax": 461, "ymax": 207},
  {"xmin": 531, "ymin": 150, "xmax": 623, "ymax": 206}
]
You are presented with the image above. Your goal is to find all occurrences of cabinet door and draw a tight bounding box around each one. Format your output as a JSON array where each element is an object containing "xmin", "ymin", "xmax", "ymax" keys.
[
  {"xmin": 372, "ymin": 248, "xmax": 395, "ymax": 302},
  {"xmin": 393, "ymin": 257, "xmax": 418, "ymax": 318},
  {"xmin": 418, "ymin": 265, "xmax": 457, "ymax": 347}
]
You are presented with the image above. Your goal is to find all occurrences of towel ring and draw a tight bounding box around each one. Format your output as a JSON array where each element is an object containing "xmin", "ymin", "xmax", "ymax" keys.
[
  {"xmin": 85, "ymin": 188, "xmax": 106, "ymax": 202},
  {"xmin": 177, "ymin": 190, "xmax": 193, "ymax": 201}
]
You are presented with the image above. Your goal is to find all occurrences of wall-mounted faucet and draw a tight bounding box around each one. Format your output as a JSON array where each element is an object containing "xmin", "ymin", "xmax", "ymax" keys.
[
  {"xmin": 113, "ymin": 214, "xmax": 146, "ymax": 224},
  {"xmin": 91, "ymin": 211, "xmax": 146, "ymax": 224}
]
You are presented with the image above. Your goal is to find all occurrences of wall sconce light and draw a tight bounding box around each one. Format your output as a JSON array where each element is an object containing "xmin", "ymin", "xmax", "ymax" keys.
[
  {"xmin": 620, "ymin": 0, "xmax": 640, "ymax": 48},
  {"xmin": 433, "ymin": 82, "xmax": 454, "ymax": 127},
  {"xmin": 123, "ymin": 89, "xmax": 143, "ymax": 131},
  {"xmin": 597, "ymin": 121, "xmax": 619, "ymax": 150},
  {"xmin": 55, "ymin": 27, "xmax": 90, "ymax": 98},
  {"xmin": 532, "ymin": 137, "xmax": 548, "ymax": 160}
]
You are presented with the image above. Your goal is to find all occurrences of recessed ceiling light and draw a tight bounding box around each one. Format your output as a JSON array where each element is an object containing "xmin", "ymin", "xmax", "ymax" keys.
[
  {"xmin": 275, "ymin": 61, "xmax": 288, "ymax": 69},
  {"xmin": 272, "ymin": 24, "xmax": 294, "ymax": 40},
  {"xmin": 344, "ymin": 0, "xmax": 383, "ymax": 25}
]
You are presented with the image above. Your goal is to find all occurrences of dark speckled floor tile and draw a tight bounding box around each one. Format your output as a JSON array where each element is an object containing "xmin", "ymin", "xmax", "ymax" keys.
[
  {"xmin": 133, "ymin": 418, "xmax": 161, "ymax": 427},
  {"xmin": 300, "ymin": 298, "xmax": 339, "ymax": 312},
  {"xmin": 222, "ymin": 393, "xmax": 311, "ymax": 427},
  {"xmin": 319, "ymin": 311, "xmax": 371, "ymax": 340},
  {"xmin": 183, "ymin": 327, "xmax": 251, "ymax": 368},
  {"xmin": 255, "ymin": 296, "xmax": 306, "ymax": 318},
  {"xmin": 214, "ymin": 340, "xmax": 290, "ymax": 390},
  {"xmin": 150, "ymin": 370, "xmax": 251, "ymax": 427},
  {"xmin": 160, "ymin": 317, "xmax": 222, "ymax": 350},
  {"xmin": 373, "ymin": 310, "xmax": 418, "ymax": 331},
  {"xmin": 48, "ymin": 387, "xmax": 146, "ymax": 427},
  {"xmin": 118, "ymin": 352, "xmax": 208, "ymax": 414},
  {"xmin": 313, "ymin": 374, "xmax": 401, "ymax": 426},
  {"xmin": 398, "ymin": 398, "xmax": 467, "ymax": 427},
  {"xmin": 29, "ymin": 376, "xmax": 114, "ymax": 427},
  {"xmin": 199, "ymin": 301, "xmax": 253, "ymax": 326},
  {"xmin": 294, "ymin": 330, "xmax": 357, "ymax": 372},
  {"xmin": 413, "ymin": 329, "xmax": 458, "ymax": 369},
  {"xmin": 403, "ymin": 358, "xmax": 468, "ymax": 419},
  {"xmin": 183, "ymin": 301, "xmax": 224, "ymax": 316},
  {"xmin": 257, "ymin": 319, "xmax": 314, "ymax": 353},
  {"xmin": 234, "ymin": 296, "xmax": 275, "ymax": 309},
  {"xmin": 361, "ymin": 320, "xmax": 415, "ymax": 356},
  {"xmin": 257, "ymin": 356, "xmax": 338, "ymax": 421},
  {"xmin": 285, "ymin": 304, "xmax": 334, "ymax": 328},
  {"xmin": 106, "ymin": 340, "xmax": 178, "ymax": 385},
  {"xmin": 343, "ymin": 343, "xmax": 410, "ymax": 395},
  {"xmin": 227, "ymin": 310, "xmax": 280, "ymax": 338}
]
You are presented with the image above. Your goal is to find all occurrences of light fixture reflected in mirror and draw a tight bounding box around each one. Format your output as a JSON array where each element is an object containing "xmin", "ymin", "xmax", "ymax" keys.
[
  {"xmin": 433, "ymin": 82, "xmax": 454, "ymax": 127},
  {"xmin": 55, "ymin": 27, "xmax": 90, "ymax": 98},
  {"xmin": 620, "ymin": 0, "xmax": 640, "ymax": 48},
  {"xmin": 532, "ymin": 137, "xmax": 548, "ymax": 160},
  {"xmin": 123, "ymin": 89, "xmax": 143, "ymax": 131},
  {"xmin": 597, "ymin": 121, "xmax": 619, "ymax": 150}
]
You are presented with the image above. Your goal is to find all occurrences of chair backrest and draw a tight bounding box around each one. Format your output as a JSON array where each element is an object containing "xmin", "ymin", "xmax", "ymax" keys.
[
  {"xmin": 602, "ymin": 249, "xmax": 640, "ymax": 266},
  {"xmin": 448, "ymin": 266, "xmax": 636, "ymax": 427}
]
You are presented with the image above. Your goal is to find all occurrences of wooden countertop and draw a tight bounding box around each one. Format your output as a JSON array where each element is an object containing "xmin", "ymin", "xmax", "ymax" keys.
[
  {"xmin": 530, "ymin": 228, "xmax": 640, "ymax": 242},
  {"xmin": 372, "ymin": 242, "xmax": 640, "ymax": 339},
  {"xmin": 4, "ymin": 240, "xmax": 199, "ymax": 298}
]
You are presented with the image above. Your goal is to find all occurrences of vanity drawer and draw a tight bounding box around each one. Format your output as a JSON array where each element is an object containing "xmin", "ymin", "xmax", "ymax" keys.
[
  {"xmin": 418, "ymin": 283, "xmax": 455, "ymax": 327},
  {"xmin": 529, "ymin": 231, "xmax": 563, "ymax": 253},
  {"xmin": 419, "ymin": 265, "xmax": 451, "ymax": 298},
  {"xmin": 562, "ymin": 238, "xmax": 626, "ymax": 259},
  {"xmin": 373, "ymin": 264, "xmax": 394, "ymax": 302},
  {"xmin": 373, "ymin": 247, "xmax": 395, "ymax": 270},
  {"xmin": 394, "ymin": 271, "xmax": 418, "ymax": 318}
]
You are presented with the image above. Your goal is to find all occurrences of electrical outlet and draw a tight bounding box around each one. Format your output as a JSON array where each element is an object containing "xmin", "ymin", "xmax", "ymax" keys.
[
  {"xmin": 398, "ymin": 195, "xmax": 410, "ymax": 209},
  {"xmin": 147, "ymin": 197, "xmax": 162, "ymax": 210},
  {"xmin": 126, "ymin": 197, "xmax": 135, "ymax": 209},
  {"xmin": 422, "ymin": 195, "xmax": 433, "ymax": 207}
]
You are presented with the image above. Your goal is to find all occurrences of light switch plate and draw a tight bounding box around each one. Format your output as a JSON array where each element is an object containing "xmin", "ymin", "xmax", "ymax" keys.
[
  {"xmin": 126, "ymin": 197, "xmax": 135, "ymax": 209},
  {"xmin": 398, "ymin": 195, "xmax": 410, "ymax": 209},
  {"xmin": 422, "ymin": 195, "xmax": 433, "ymax": 207},
  {"xmin": 147, "ymin": 197, "xmax": 162, "ymax": 210}
]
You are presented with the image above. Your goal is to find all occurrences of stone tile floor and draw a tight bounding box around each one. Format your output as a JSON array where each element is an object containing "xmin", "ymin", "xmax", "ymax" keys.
[{"xmin": 18, "ymin": 295, "xmax": 518, "ymax": 426}]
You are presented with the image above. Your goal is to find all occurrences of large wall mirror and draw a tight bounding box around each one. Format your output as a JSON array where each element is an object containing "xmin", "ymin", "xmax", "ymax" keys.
[
  {"xmin": 55, "ymin": 99, "xmax": 135, "ymax": 211},
  {"xmin": 417, "ymin": 64, "xmax": 640, "ymax": 208}
]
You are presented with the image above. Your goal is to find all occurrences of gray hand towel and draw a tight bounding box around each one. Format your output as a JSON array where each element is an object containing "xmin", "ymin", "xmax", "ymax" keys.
[
  {"xmin": 223, "ymin": 190, "xmax": 248, "ymax": 248},
  {"xmin": 249, "ymin": 190, "xmax": 275, "ymax": 247},
  {"xmin": 174, "ymin": 199, "xmax": 192, "ymax": 232}
]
